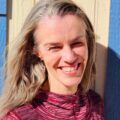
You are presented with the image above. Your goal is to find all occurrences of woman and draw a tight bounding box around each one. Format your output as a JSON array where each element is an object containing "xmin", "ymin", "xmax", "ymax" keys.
[{"xmin": 0, "ymin": 0, "xmax": 104, "ymax": 119}]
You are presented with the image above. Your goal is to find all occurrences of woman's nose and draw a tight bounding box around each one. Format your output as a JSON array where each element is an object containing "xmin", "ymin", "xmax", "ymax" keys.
[{"xmin": 62, "ymin": 46, "xmax": 77, "ymax": 63}]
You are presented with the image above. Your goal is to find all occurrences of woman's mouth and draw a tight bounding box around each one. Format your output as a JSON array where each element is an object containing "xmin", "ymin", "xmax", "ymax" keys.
[{"xmin": 58, "ymin": 63, "xmax": 81, "ymax": 75}]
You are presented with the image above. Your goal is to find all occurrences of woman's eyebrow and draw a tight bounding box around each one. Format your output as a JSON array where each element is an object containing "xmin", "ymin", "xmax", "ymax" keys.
[
  {"xmin": 44, "ymin": 35, "xmax": 86, "ymax": 47},
  {"xmin": 70, "ymin": 35, "xmax": 86, "ymax": 42},
  {"xmin": 44, "ymin": 42, "xmax": 61, "ymax": 47}
]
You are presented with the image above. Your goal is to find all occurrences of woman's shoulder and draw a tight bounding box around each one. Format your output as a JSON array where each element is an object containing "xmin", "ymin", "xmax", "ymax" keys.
[
  {"xmin": 86, "ymin": 89, "xmax": 104, "ymax": 119},
  {"xmin": 1, "ymin": 111, "xmax": 20, "ymax": 120},
  {"xmin": 86, "ymin": 89, "xmax": 103, "ymax": 105},
  {"xmin": 2, "ymin": 103, "xmax": 37, "ymax": 120}
]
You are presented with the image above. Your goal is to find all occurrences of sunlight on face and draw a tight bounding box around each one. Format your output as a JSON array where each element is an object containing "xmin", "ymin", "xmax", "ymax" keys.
[{"xmin": 34, "ymin": 14, "xmax": 88, "ymax": 95}]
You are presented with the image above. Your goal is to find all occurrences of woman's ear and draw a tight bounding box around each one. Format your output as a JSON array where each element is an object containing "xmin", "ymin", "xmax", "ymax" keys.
[{"xmin": 33, "ymin": 46, "xmax": 41, "ymax": 58}]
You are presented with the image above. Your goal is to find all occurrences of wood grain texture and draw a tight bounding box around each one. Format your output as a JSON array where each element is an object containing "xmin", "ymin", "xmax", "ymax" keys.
[
  {"xmin": 74, "ymin": 0, "xmax": 96, "ymax": 25},
  {"xmin": 0, "ymin": 17, "xmax": 6, "ymax": 93},
  {"xmin": 105, "ymin": 0, "xmax": 120, "ymax": 119},
  {"xmin": 8, "ymin": 0, "xmax": 34, "ymax": 47},
  {"xmin": 0, "ymin": 0, "xmax": 7, "ymax": 14},
  {"xmin": 34, "ymin": 0, "xmax": 40, "ymax": 3},
  {"xmin": 94, "ymin": 0, "xmax": 110, "ymax": 96}
]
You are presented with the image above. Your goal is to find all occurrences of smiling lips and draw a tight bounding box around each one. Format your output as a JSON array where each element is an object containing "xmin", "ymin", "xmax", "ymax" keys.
[{"xmin": 59, "ymin": 63, "xmax": 81, "ymax": 75}]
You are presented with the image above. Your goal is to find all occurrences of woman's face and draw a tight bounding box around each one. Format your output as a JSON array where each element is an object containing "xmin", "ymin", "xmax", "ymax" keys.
[{"xmin": 34, "ymin": 14, "xmax": 88, "ymax": 94}]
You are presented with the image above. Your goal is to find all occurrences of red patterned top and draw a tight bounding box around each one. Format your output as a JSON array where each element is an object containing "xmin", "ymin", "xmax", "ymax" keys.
[{"xmin": 2, "ymin": 90, "xmax": 104, "ymax": 120}]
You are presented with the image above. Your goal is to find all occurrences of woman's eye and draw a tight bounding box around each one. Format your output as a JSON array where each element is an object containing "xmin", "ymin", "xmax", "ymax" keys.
[
  {"xmin": 72, "ymin": 42, "xmax": 83, "ymax": 47},
  {"xmin": 49, "ymin": 46, "xmax": 61, "ymax": 51}
]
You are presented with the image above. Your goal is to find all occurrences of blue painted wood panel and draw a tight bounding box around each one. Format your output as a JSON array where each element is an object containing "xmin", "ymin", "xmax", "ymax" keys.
[
  {"xmin": 0, "ymin": 16, "xmax": 6, "ymax": 93},
  {"xmin": 0, "ymin": 0, "xmax": 7, "ymax": 14},
  {"xmin": 105, "ymin": 0, "xmax": 120, "ymax": 120},
  {"xmin": 0, "ymin": 0, "xmax": 7, "ymax": 93}
]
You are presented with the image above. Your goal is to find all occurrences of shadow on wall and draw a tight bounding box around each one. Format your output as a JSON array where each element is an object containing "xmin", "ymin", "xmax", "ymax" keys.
[
  {"xmin": 95, "ymin": 42, "xmax": 120, "ymax": 119},
  {"xmin": 95, "ymin": 43, "xmax": 108, "ymax": 97},
  {"xmin": 105, "ymin": 47, "xmax": 120, "ymax": 120},
  {"xmin": 88, "ymin": 42, "xmax": 120, "ymax": 119}
]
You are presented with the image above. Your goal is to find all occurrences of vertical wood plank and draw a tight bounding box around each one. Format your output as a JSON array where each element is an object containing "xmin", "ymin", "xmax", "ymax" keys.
[
  {"xmin": 94, "ymin": 0, "xmax": 110, "ymax": 96},
  {"xmin": 74, "ymin": 0, "xmax": 96, "ymax": 26},
  {"xmin": 34, "ymin": 0, "xmax": 40, "ymax": 3},
  {"xmin": 8, "ymin": 0, "xmax": 35, "ymax": 47},
  {"xmin": 105, "ymin": 0, "xmax": 120, "ymax": 119},
  {"xmin": 0, "ymin": 17, "xmax": 6, "ymax": 66},
  {"xmin": 0, "ymin": 0, "xmax": 7, "ymax": 14},
  {"xmin": 0, "ymin": 17, "xmax": 6, "ymax": 93},
  {"xmin": 0, "ymin": 0, "xmax": 7, "ymax": 93}
]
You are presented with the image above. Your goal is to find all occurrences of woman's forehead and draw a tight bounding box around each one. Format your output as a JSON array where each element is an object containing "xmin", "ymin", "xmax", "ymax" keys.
[
  {"xmin": 34, "ymin": 14, "xmax": 87, "ymax": 43},
  {"xmin": 36, "ymin": 14, "xmax": 86, "ymax": 29}
]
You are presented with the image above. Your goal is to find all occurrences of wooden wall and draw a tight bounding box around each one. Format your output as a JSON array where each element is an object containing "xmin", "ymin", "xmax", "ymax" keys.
[
  {"xmin": 7, "ymin": 0, "xmax": 110, "ymax": 97},
  {"xmin": 0, "ymin": 0, "xmax": 7, "ymax": 93},
  {"xmin": 105, "ymin": 0, "xmax": 120, "ymax": 119}
]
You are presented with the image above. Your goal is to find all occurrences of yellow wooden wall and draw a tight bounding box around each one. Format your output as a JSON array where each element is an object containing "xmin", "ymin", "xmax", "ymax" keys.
[{"xmin": 7, "ymin": 0, "xmax": 110, "ymax": 97}]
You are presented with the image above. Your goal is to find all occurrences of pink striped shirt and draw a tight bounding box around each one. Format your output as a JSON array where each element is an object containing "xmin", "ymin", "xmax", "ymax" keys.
[{"xmin": 2, "ymin": 90, "xmax": 104, "ymax": 120}]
